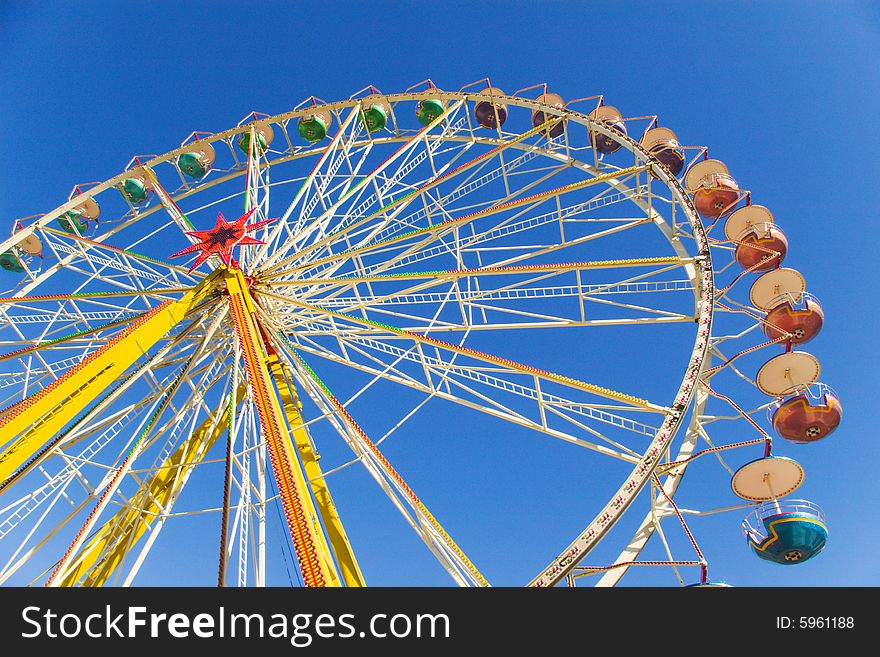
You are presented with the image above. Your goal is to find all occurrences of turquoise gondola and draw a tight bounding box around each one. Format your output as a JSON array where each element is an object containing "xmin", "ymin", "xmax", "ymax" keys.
[
  {"xmin": 0, "ymin": 250, "xmax": 24, "ymax": 272},
  {"xmin": 119, "ymin": 178, "xmax": 148, "ymax": 204},
  {"xmin": 743, "ymin": 500, "xmax": 827, "ymax": 565},
  {"xmin": 57, "ymin": 211, "xmax": 89, "ymax": 234}
]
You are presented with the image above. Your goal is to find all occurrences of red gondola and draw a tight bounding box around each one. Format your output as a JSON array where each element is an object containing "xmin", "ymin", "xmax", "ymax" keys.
[
  {"xmin": 763, "ymin": 292, "xmax": 824, "ymax": 343},
  {"xmin": 734, "ymin": 223, "xmax": 788, "ymax": 271},
  {"xmin": 771, "ymin": 383, "xmax": 842, "ymax": 443}
]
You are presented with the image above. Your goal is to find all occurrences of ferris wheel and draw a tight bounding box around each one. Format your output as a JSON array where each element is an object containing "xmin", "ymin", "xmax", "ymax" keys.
[{"xmin": 0, "ymin": 79, "xmax": 841, "ymax": 587}]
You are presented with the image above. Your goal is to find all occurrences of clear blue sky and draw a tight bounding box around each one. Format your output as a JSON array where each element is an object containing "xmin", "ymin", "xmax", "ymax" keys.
[{"xmin": 0, "ymin": 1, "xmax": 877, "ymax": 586}]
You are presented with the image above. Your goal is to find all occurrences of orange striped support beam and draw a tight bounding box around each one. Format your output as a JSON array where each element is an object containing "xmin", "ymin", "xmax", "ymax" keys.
[
  {"xmin": 268, "ymin": 357, "xmax": 365, "ymax": 587},
  {"xmin": 224, "ymin": 268, "xmax": 340, "ymax": 587}
]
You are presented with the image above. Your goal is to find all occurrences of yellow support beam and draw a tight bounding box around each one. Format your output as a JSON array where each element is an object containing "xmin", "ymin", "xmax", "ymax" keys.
[
  {"xmin": 224, "ymin": 268, "xmax": 341, "ymax": 587},
  {"xmin": 0, "ymin": 273, "xmax": 221, "ymax": 483},
  {"xmin": 57, "ymin": 387, "xmax": 245, "ymax": 587},
  {"xmin": 269, "ymin": 356, "xmax": 365, "ymax": 587}
]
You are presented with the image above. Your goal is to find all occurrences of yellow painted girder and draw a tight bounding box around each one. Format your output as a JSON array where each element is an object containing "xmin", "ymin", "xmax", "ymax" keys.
[
  {"xmin": 0, "ymin": 273, "xmax": 221, "ymax": 483},
  {"xmin": 224, "ymin": 268, "xmax": 340, "ymax": 587},
  {"xmin": 269, "ymin": 356, "xmax": 365, "ymax": 587},
  {"xmin": 57, "ymin": 386, "xmax": 245, "ymax": 587}
]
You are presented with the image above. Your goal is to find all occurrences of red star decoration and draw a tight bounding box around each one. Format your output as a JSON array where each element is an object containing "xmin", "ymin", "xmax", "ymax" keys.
[{"xmin": 170, "ymin": 209, "xmax": 275, "ymax": 271}]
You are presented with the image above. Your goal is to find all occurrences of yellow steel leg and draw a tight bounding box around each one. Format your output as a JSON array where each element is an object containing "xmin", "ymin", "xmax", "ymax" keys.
[
  {"xmin": 224, "ymin": 268, "xmax": 340, "ymax": 587},
  {"xmin": 57, "ymin": 387, "xmax": 245, "ymax": 586},
  {"xmin": 269, "ymin": 356, "xmax": 365, "ymax": 587},
  {"xmin": 0, "ymin": 273, "xmax": 222, "ymax": 482}
]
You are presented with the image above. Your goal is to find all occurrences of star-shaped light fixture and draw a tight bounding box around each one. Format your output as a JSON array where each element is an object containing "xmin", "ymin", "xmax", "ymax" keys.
[{"xmin": 170, "ymin": 209, "xmax": 274, "ymax": 271}]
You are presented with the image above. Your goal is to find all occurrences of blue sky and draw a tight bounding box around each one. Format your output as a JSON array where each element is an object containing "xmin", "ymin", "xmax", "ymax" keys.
[{"xmin": 1, "ymin": 1, "xmax": 878, "ymax": 586}]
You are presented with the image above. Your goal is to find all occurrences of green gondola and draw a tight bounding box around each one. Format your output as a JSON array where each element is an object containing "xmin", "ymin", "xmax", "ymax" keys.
[
  {"xmin": 298, "ymin": 115, "xmax": 329, "ymax": 142},
  {"xmin": 416, "ymin": 99, "xmax": 445, "ymax": 127},
  {"xmin": 359, "ymin": 104, "xmax": 387, "ymax": 133},
  {"xmin": 237, "ymin": 131, "xmax": 268, "ymax": 155}
]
